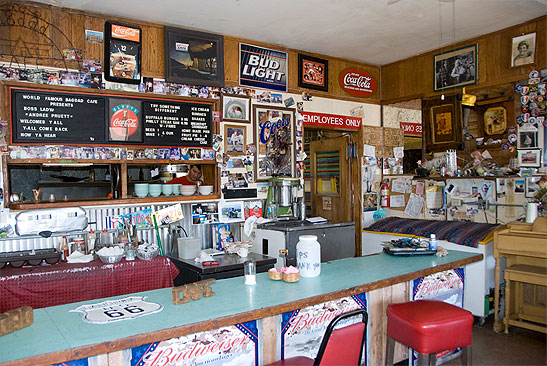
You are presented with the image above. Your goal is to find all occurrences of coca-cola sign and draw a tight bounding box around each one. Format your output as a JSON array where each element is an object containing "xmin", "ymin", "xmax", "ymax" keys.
[
  {"xmin": 339, "ymin": 69, "xmax": 377, "ymax": 97},
  {"xmin": 111, "ymin": 24, "xmax": 141, "ymax": 42},
  {"xmin": 108, "ymin": 101, "xmax": 142, "ymax": 142}
]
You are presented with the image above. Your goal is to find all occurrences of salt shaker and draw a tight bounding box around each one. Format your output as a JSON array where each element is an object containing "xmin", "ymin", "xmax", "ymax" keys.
[{"xmin": 244, "ymin": 259, "xmax": 256, "ymax": 285}]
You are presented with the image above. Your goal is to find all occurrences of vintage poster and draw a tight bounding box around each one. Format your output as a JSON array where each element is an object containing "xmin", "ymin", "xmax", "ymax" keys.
[
  {"xmin": 278, "ymin": 293, "xmax": 367, "ymax": 363},
  {"xmin": 412, "ymin": 268, "xmax": 465, "ymax": 365},
  {"xmin": 129, "ymin": 320, "xmax": 259, "ymax": 366}
]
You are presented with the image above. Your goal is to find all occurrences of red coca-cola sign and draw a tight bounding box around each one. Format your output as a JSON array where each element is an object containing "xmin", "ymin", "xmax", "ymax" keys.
[
  {"xmin": 339, "ymin": 69, "xmax": 377, "ymax": 97},
  {"xmin": 110, "ymin": 105, "xmax": 139, "ymax": 140},
  {"xmin": 111, "ymin": 24, "xmax": 140, "ymax": 42}
]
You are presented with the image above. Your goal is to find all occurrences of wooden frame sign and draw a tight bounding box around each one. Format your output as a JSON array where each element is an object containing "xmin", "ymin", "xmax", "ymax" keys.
[
  {"xmin": 104, "ymin": 21, "xmax": 142, "ymax": 84},
  {"xmin": 253, "ymin": 105, "xmax": 295, "ymax": 180},
  {"xmin": 434, "ymin": 44, "xmax": 477, "ymax": 91},
  {"xmin": 298, "ymin": 54, "xmax": 328, "ymax": 92}
]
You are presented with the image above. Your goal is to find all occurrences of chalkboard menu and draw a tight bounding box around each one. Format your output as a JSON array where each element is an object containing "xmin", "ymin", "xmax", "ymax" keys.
[{"xmin": 10, "ymin": 87, "xmax": 213, "ymax": 147}]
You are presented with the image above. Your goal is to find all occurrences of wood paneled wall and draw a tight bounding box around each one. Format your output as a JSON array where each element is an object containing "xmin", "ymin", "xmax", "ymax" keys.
[
  {"xmin": 381, "ymin": 16, "xmax": 547, "ymax": 104},
  {"xmin": 0, "ymin": 1, "xmax": 380, "ymax": 104}
]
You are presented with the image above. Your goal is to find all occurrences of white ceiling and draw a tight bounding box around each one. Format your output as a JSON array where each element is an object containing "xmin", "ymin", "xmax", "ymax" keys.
[{"xmin": 34, "ymin": 0, "xmax": 547, "ymax": 66}]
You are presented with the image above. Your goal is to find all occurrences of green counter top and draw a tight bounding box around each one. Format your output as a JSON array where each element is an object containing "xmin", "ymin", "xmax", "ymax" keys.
[{"xmin": 0, "ymin": 251, "xmax": 482, "ymax": 365}]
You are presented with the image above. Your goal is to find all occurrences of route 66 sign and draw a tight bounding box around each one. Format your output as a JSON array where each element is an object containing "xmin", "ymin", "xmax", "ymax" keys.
[{"xmin": 71, "ymin": 296, "xmax": 163, "ymax": 324}]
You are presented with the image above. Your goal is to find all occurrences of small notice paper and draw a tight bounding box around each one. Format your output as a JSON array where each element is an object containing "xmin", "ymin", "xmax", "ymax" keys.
[
  {"xmin": 405, "ymin": 193, "xmax": 424, "ymax": 218},
  {"xmin": 390, "ymin": 195, "xmax": 405, "ymax": 207},
  {"xmin": 393, "ymin": 146, "xmax": 404, "ymax": 159},
  {"xmin": 363, "ymin": 144, "xmax": 376, "ymax": 157}
]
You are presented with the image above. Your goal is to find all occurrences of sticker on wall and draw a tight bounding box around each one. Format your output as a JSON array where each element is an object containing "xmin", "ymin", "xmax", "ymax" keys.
[
  {"xmin": 71, "ymin": 296, "xmax": 162, "ymax": 324},
  {"xmin": 322, "ymin": 196, "xmax": 332, "ymax": 211}
]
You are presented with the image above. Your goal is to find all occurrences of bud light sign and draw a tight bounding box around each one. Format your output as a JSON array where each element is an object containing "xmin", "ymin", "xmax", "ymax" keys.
[
  {"xmin": 339, "ymin": 69, "xmax": 377, "ymax": 97},
  {"xmin": 240, "ymin": 43, "xmax": 287, "ymax": 92}
]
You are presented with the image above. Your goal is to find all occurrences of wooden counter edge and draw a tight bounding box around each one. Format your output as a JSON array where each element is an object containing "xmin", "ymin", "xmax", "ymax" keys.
[{"xmin": 0, "ymin": 253, "xmax": 483, "ymax": 366}]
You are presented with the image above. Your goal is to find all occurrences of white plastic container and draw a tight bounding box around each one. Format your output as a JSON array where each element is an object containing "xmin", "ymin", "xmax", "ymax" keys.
[
  {"xmin": 177, "ymin": 237, "xmax": 201, "ymax": 259},
  {"xmin": 296, "ymin": 235, "xmax": 321, "ymax": 277},
  {"xmin": 429, "ymin": 233, "xmax": 437, "ymax": 251}
]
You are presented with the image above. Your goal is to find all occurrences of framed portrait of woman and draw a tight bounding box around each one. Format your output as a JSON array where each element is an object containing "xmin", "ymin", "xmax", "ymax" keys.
[{"xmin": 511, "ymin": 33, "xmax": 536, "ymax": 67}]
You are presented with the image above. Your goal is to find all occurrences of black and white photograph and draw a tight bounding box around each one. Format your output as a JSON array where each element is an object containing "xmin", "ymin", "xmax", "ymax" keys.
[
  {"xmin": 511, "ymin": 33, "xmax": 536, "ymax": 67},
  {"xmin": 434, "ymin": 45, "xmax": 477, "ymax": 91}
]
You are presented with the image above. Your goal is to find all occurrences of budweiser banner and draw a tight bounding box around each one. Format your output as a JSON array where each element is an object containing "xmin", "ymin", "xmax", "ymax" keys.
[
  {"xmin": 400, "ymin": 122, "xmax": 423, "ymax": 137},
  {"xmin": 239, "ymin": 43, "xmax": 287, "ymax": 92},
  {"xmin": 279, "ymin": 293, "xmax": 368, "ymax": 364},
  {"xmin": 339, "ymin": 69, "xmax": 377, "ymax": 97},
  {"xmin": 300, "ymin": 111, "xmax": 362, "ymax": 130},
  {"xmin": 129, "ymin": 320, "xmax": 259, "ymax": 366},
  {"xmin": 108, "ymin": 98, "xmax": 143, "ymax": 142},
  {"xmin": 412, "ymin": 268, "xmax": 465, "ymax": 365}
]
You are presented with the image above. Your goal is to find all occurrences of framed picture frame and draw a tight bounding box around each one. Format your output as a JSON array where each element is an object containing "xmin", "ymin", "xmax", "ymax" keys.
[
  {"xmin": 525, "ymin": 177, "xmax": 541, "ymax": 198},
  {"xmin": 164, "ymin": 27, "xmax": 224, "ymax": 87},
  {"xmin": 483, "ymin": 106, "xmax": 507, "ymax": 135},
  {"xmin": 298, "ymin": 54, "xmax": 328, "ymax": 92},
  {"xmin": 218, "ymin": 200, "xmax": 245, "ymax": 223},
  {"xmin": 518, "ymin": 124, "xmax": 538, "ymax": 148},
  {"xmin": 224, "ymin": 124, "xmax": 246, "ymax": 155},
  {"xmin": 104, "ymin": 21, "xmax": 142, "ymax": 84},
  {"xmin": 221, "ymin": 94, "xmax": 251, "ymax": 123},
  {"xmin": 511, "ymin": 33, "xmax": 536, "ymax": 67},
  {"xmin": 517, "ymin": 148, "xmax": 542, "ymax": 168},
  {"xmin": 434, "ymin": 44, "xmax": 477, "ymax": 91},
  {"xmin": 253, "ymin": 105, "xmax": 296, "ymax": 181},
  {"xmin": 430, "ymin": 104, "xmax": 458, "ymax": 144}
]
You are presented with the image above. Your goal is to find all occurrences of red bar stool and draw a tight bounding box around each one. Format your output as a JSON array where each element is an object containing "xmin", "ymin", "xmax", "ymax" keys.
[
  {"xmin": 267, "ymin": 309, "xmax": 368, "ymax": 365},
  {"xmin": 386, "ymin": 300, "xmax": 473, "ymax": 366}
]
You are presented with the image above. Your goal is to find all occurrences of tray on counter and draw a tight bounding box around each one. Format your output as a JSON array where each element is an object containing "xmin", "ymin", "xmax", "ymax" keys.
[{"xmin": 0, "ymin": 248, "xmax": 62, "ymax": 268}]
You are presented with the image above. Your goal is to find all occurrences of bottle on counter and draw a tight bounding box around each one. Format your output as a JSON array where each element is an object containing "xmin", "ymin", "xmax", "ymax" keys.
[
  {"xmin": 429, "ymin": 233, "xmax": 438, "ymax": 251},
  {"xmin": 100, "ymin": 229, "xmax": 112, "ymax": 247},
  {"xmin": 296, "ymin": 235, "xmax": 321, "ymax": 277},
  {"xmin": 86, "ymin": 230, "xmax": 96, "ymax": 253},
  {"xmin": 60, "ymin": 236, "xmax": 69, "ymax": 261}
]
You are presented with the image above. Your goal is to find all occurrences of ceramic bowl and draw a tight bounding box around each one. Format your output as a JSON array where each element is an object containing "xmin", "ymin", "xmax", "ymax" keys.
[
  {"xmin": 134, "ymin": 183, "xmax": 149, "ymax": 198},
  {"xmin": 171, "ymin": 184, "xmax": 181, "ymax": 196},
  {"xmin": 198, "ymin": 185, "xmax": 213, "ymax": 195},
  {"xmin": 149, "ymin": 184, "xmax": 162, "ymax": 197},
  {"xmin": 179, "ymin": 185, "xmax": 196, "ymax": 195},
  {"xmin": 98, "ymin": 253, "xmax": 123, "ymax": 263},
  {"xmin": 162, "ymin": 184, "xmax": 173, "ymax": 196}
]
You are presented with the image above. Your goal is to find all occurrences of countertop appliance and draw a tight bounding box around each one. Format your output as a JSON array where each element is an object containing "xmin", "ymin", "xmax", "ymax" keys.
[{"xmin": 253, "ymin": 220, "xmax": 355, "ymax": 268}]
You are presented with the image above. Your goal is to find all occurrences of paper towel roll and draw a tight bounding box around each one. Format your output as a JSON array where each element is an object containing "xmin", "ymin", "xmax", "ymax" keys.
[{"xmin": 526, "ymin": 202, "xmax": 538, "ymax": 223}]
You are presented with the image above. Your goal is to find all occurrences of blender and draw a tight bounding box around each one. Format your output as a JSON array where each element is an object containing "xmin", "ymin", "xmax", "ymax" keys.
[{"xmin": 265, "ymin": 177, "xmax": 302, "ymax": 220}]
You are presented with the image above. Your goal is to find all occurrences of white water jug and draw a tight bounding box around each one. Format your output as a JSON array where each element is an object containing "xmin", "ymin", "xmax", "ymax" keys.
[{"xmin": 296, "ymin": 235, "xmax": 321, "ymax": 277}]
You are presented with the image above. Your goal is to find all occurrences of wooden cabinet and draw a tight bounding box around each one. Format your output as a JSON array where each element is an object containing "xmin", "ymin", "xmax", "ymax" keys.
[
  {"xmin": 493, "ymin": 218, "xmax": 547, "ymax": 333},
  {"xmin": 4, "ymin": 157, "xmax": 219, "ymax": 210}
]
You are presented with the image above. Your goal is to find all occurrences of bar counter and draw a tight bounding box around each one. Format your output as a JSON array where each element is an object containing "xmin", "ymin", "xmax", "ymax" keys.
[{"xmin": 0, "ymin": 250, "xmax": 483, "ymax": 365}]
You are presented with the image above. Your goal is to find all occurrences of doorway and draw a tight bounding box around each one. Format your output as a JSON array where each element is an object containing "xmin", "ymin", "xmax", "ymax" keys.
[{"xmin": 304, "ymin": 130, "xmax": 355, "ymax": 223}]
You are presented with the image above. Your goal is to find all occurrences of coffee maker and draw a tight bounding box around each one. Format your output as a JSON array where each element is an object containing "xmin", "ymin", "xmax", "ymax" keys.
[{"xmin": 265, "ymin": 177, "xmax": 303, "ymax": 220}]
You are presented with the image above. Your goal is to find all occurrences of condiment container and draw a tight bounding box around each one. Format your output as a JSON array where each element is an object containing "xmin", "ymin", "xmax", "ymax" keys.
[
  {"xmin": 296, "ymin": 235, "xmax": 321, "ymax": 277},
  {"xmin": 244, "ymin": 259, "xmax": 256, "ymax": 285}
]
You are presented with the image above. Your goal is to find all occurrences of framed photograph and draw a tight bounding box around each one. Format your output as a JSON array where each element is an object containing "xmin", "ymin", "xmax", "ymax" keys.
[
  {"xmin": 298, "ymin": 54, "xmax": 328, "ymax": 92},
  {"xmin": 224, "ymin": 124, "xmax": 246, "ymax": 155},
  {"xmin": 430, "ymin": 104, "xmax": 458, "ymax": 144},
  {"xmin": 104, "ymin": 21, "xmax": 142, "ymax": 84},
  {"xmin": 222, "ymin": 94, "xmax": 251, "ymax": 123},
  {"xmin": 517, "ymin": 148, "xmax": 542, "ymax": 168},
  {"xmin": 511, "ymin": 33, "xmax": 536, "ymax": 67},
  {"xmin": 484, "ymin": 106, "xmax": 507, "ymax": 135},
  {"xmin": 253, "ymin": 105, "xmax": 296, "ymax": 180},
  {"xmin": 518, "ymin": 124, "xmax": 538, "ymax": 148},
  {"xmin": 218, "ymin": 200, "xmax": 244, "ymax": 223},
  {"xmin": 164, "ymin": 27, "xmax": 224, "ymax": 87},
  {"xmin": 525, "ymin": 177, "xmax": 541, "ymax": 198},
  {"xmin": 434, "ymin": 44, "xmax": 477, "ymax": 91}
]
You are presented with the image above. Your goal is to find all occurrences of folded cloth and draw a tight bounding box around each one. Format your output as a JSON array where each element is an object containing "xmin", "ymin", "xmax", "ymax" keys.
[
  {"xmin": 195, "ymin": 251, "xmax": 215, "ymax": 263},
  {"xmin": 243, "ymin": 216, "xmax": 272, "ymax": 237},
  {"xmin": 67, "ymin": 251, "xmax": 94, "ymax": 263}
]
